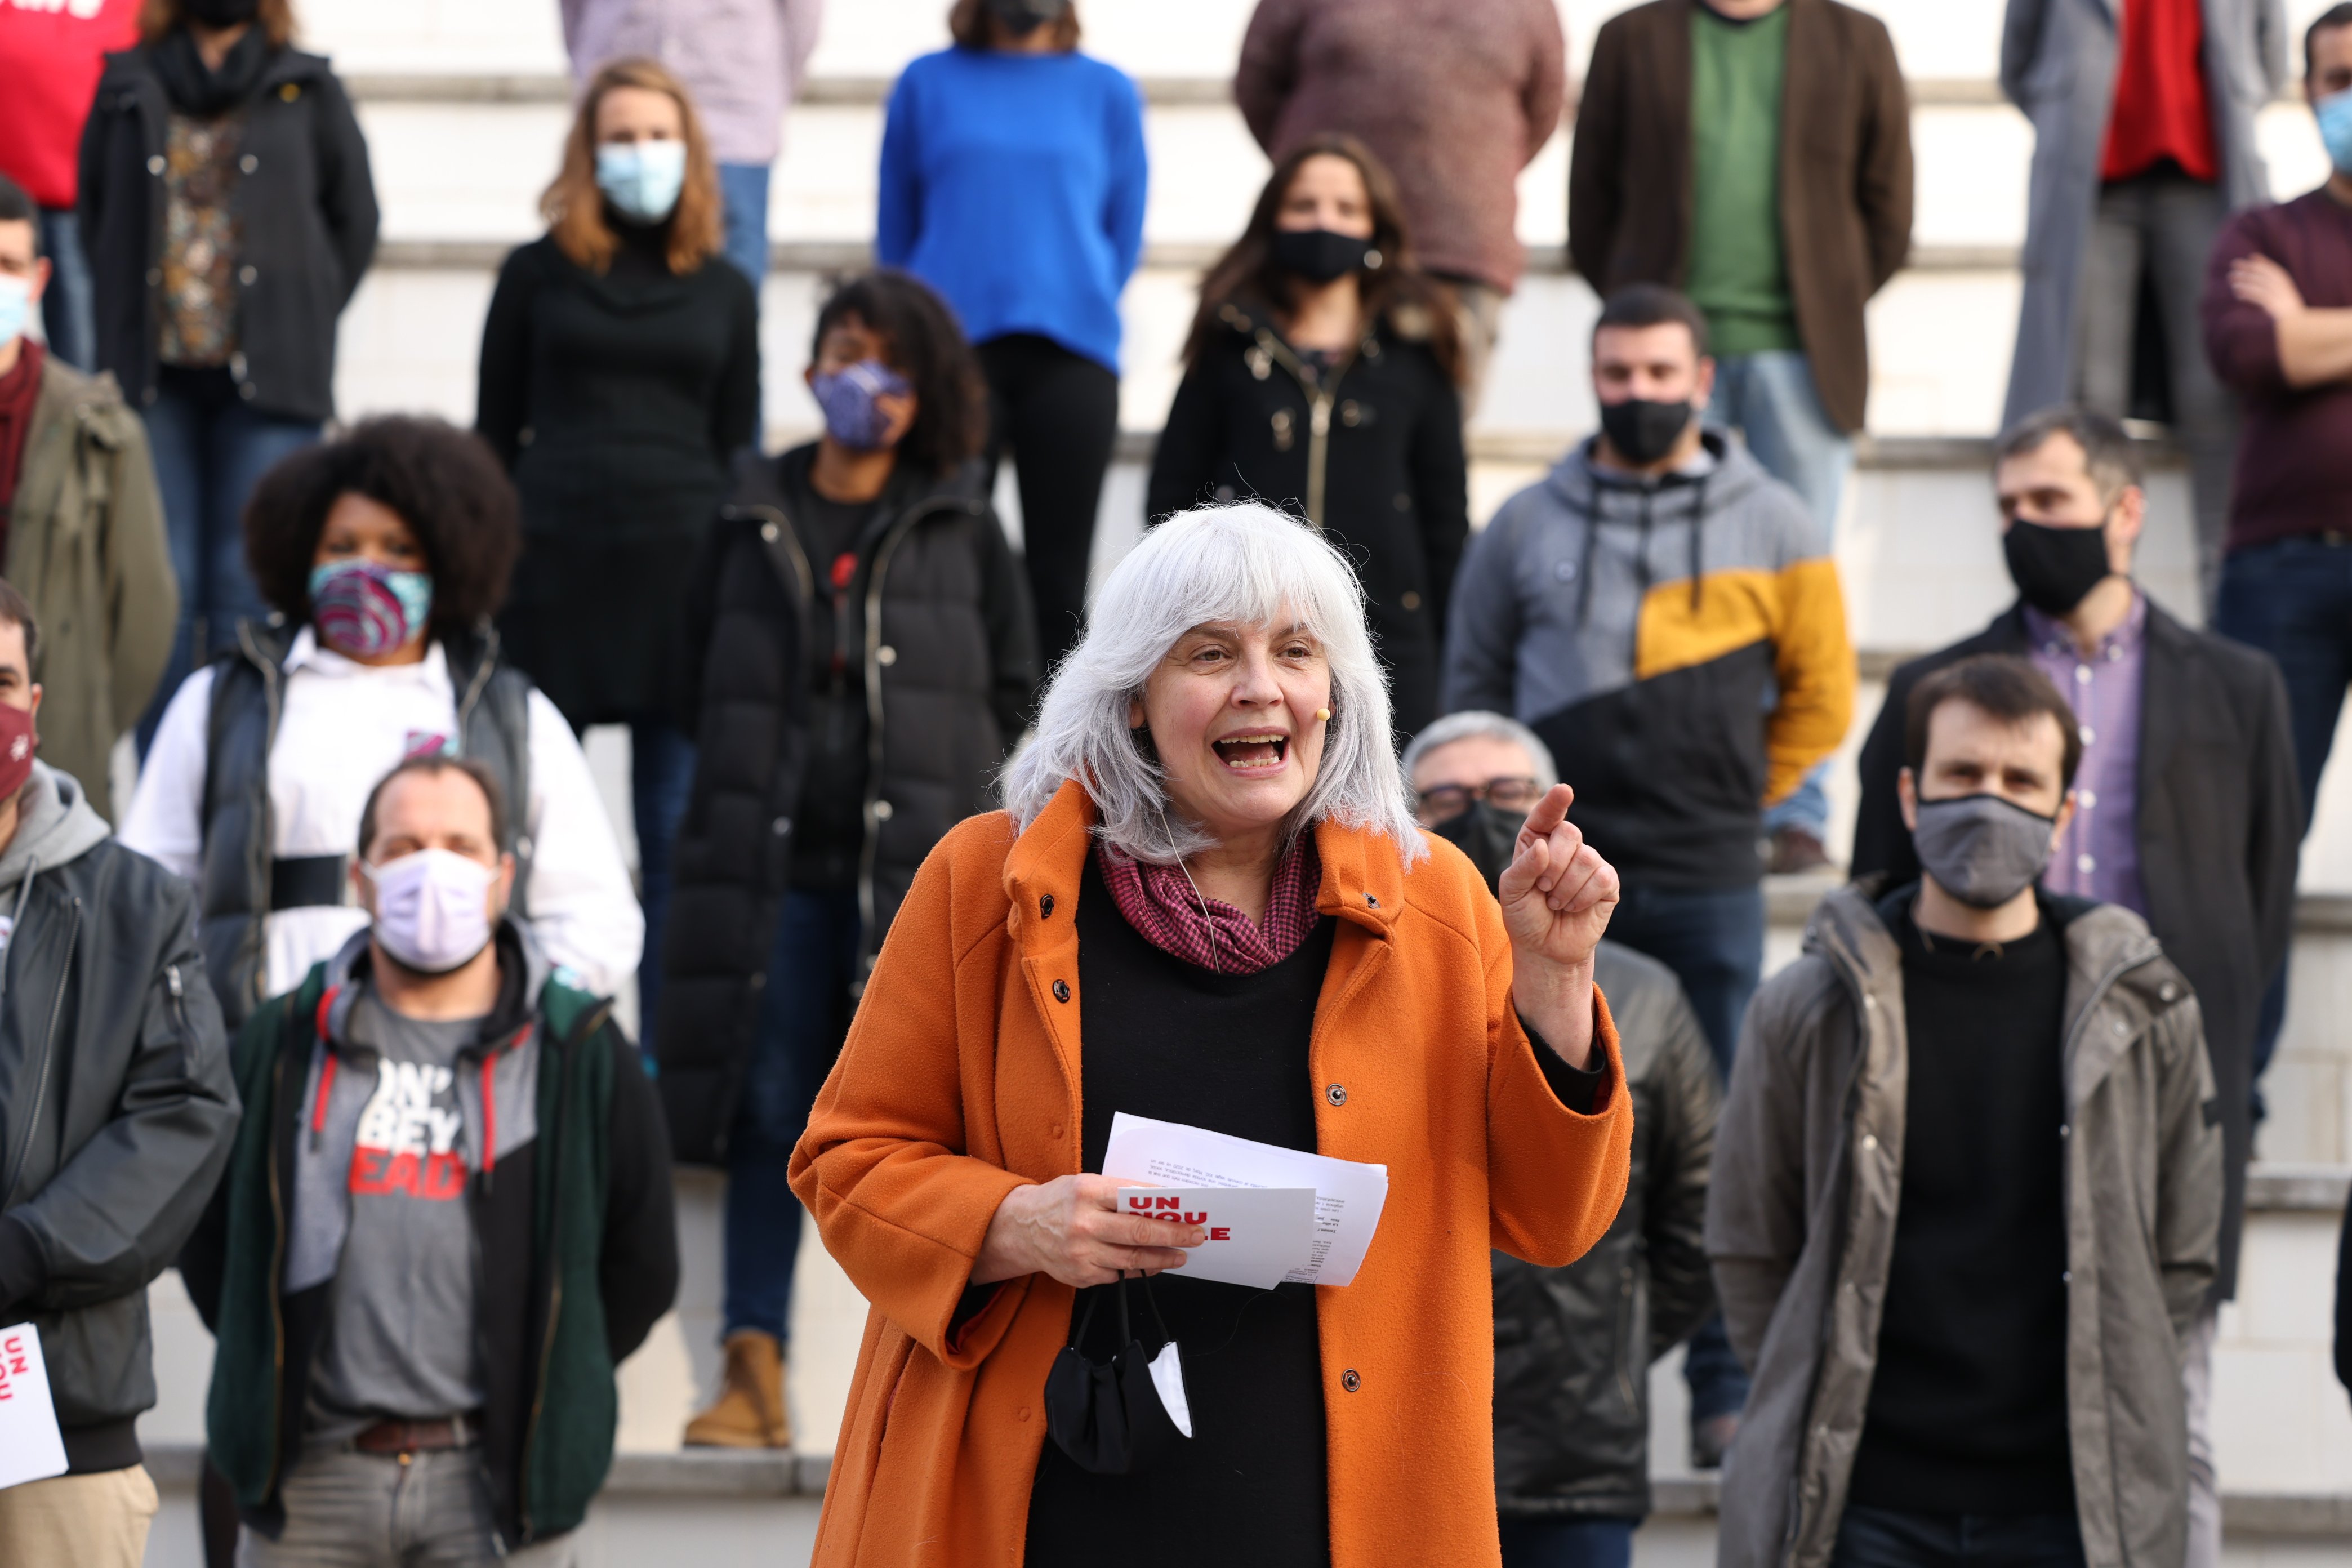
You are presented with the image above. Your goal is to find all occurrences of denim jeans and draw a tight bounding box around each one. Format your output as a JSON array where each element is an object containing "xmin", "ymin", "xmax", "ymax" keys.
[
  {"xmin": 2213, "ymin": 534, "xmax": 2352, "ymax": 1094},
  {"xmin": 1604, "ymin": 879, "xmax": 1762, "ymax": 1420},
  {"xmin": 723, "ymin": 887, "xmax": 863, "ymax": 1342},
  {"xmin": 1498, "ymin": 1516, "xmax": 1637, "ymax": 1568},
  {"xmin": 1710, "ymin": 350, "xmax": 1850, "ymax": 842},
  {"xmin": 629, "ymin": 717, "xmax": 698, "ymax": 1050},
  {"xmin": 35, "ymin": 207, "xmax": 95, "ymax": 370},
  {"xmin": 1829, "ymin": 1505, "xmax": 2087, "ymax": 1568},
  {"xmin": 238, "ymin": 1444, "xmax": 576, "ymax": 1567},
  {"xmin": 716, "ymin": 161, "xmax": 772, "ymax": 292},
  {"xmin": 136, "ymin": 366, "xmax": 321, "ymax": 753}
]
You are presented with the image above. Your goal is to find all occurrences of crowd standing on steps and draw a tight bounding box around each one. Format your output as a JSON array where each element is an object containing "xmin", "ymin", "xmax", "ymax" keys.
[{"xmin": 1, "ymin": 0, "xmax": 2351, "ymax": 1563}]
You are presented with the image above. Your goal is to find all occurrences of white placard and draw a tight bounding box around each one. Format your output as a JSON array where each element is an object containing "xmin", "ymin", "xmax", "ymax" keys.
[
  {"xmin": 0, "ymin": 1322, "xmax": 68, "ymax": 1491},
  {"xmin": 1116, "ymin": 1186, "xmax": 1318, "ymax": 1290},
  {"xmin": 1104, "ymin": 1113, "xmax": 1391, "ymax": 1286}
]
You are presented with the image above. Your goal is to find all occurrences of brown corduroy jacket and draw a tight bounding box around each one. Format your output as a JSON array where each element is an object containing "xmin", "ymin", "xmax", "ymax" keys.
[
  {"xmin": 788, "ymin": 778, "xmax": 1634, "ymax": 1565},
  {"xmin": 1567, "ymin": 0, "xmax": 1913, "ymax": 434}
]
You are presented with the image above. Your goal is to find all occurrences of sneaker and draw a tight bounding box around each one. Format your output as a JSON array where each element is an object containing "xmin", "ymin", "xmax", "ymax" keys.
[
  {"xmin": 1691, "ymin": 1411, "xmax": 1741, "ymax": 1471},
  {"xmin": 1766, "ymin": 826, "xmax": 1833, "ymax": 877}
]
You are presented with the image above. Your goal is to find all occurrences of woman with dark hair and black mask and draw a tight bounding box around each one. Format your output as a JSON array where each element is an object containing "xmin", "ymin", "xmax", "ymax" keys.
[
  {"xmin": 77, "ymin": 0, "xmax": 378, "ymax": 753},
  {"xmin": 662, "ymin": 269, "xmax": 1035, "ymax": 1450},
  {"xmin": 119, "ymin": 416, "xmax": 642, "ymax": 1027},
  {"xmin": 1146, "ymin": 133, "xmax": 1469, "ymax": 739}
]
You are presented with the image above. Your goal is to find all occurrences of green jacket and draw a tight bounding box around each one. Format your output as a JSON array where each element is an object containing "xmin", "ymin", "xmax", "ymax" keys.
[
  {"xmin": 179, "ymin": 928, "xmax": 679, "ymax": 1547},
  {"xmin": 6, "ymin": 354, "xmax": 175, "ymax": 813}
]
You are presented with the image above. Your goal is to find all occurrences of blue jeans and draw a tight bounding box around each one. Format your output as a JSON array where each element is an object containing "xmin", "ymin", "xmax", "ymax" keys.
[
  {"xmin": 2213, "ymin": 535, "xmax": 2350, "ymax": 1099},
  {"xmin": 36, "ymin": 208, "xmax": 94, "ymax": 370},
  {"xmin": 136, "ymin": 367, "xmax": 320, "ymax": 753},
  {"xmin": 723, "ymin": 888, "xmax": 863, "ymax": 1341},
  {"xmin": 716, "ymin": 162, "xmax": 771, "ymax": 292},
  {"xmin": 1829, "ymin": 1506, "xmax": 2087, "ymax": 1568},
  {"xmin": 1712, "ymin": 350, "xmax": 1852, "ymax": 844},
  {"xmin": 630, "ymin": 718, "xmax": 698, "ymax": 1052},
  {"xmin": 1498, "ymin": 1517, "xmax": 1637, "ymax": 1568},
  {"xmin": 1605, "ymin": 879, "xmax": 1762, "ymax": 1421}
]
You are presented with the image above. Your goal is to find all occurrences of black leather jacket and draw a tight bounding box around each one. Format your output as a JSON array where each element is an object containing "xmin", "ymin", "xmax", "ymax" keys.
[{"xmin": 1493, "ymin": 938, "xmax": 1720, "ymax": 1518}]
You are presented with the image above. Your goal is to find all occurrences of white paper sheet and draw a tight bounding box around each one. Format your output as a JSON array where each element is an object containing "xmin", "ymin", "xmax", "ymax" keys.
[
  {"xmin": 0, "ymin": 1322, "xmax": 68, "ymax": 1491},
  {"xmin": 1115, "ymin": 1186, "xmax": 1318, "ymax": 1289},
  {"xmin": 1103, "ymin": 1113, "xmax": 1391, "ymax": 1286}
]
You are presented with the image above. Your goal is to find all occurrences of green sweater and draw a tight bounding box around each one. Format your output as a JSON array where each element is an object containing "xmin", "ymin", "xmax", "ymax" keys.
[{"xmin": 1686, "ymin": 3, "xmax": 1800, "ymax": 357}]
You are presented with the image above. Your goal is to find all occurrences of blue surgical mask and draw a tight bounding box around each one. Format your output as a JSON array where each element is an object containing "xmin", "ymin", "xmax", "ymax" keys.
[
  {"xmin": 810, "ymin": 359, "xmax": 913, "ymax": 451},
  {"xmin": 0, "ymin": 277, "xmax": 29, "ymax": 346},
  {"xmin": 595, "ymin": 140, "xmax": 688, "ymax": 223},
  {"xmin": 2319, "ymin": 87, "xmax": 2352, "ymax": 176}
]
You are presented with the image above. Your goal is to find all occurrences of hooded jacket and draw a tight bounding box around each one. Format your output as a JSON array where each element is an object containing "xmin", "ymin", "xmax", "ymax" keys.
[
  {"xmin": 1444, "ymin": 433, "xmax": 1853, "ymax": 888},
  {"xmin": 654, "ymin": 446, "xmax": 1034, "ymax": 1164},
  {"xmin": 179, "ymin": 922, "xmax": 678, "ymax": 1547},
  {"xmin": 1707, "ymin": 880, "xmax": 2220, "ymax": 1568},
  {"xmin": 7, "ymin": 351, "xmax": 177, "ymax": 809},
  {"xmin": 0, "ymin": 761, "xmax": 238, "ymax": 1474},
  {"xmin": 1494, "ymin": 939, "xmax": 1718, "ymax": 1521}
]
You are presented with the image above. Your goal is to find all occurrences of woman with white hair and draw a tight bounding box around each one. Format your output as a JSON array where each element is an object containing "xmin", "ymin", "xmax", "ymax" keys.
[{"xmin": 787, "ymin": 504, "xmax": 1634, "ymax": 1566}]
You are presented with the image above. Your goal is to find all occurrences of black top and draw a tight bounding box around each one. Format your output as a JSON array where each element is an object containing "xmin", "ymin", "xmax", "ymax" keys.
[
  {"xmin": 476, "ymin": 220, "xmax": 760, "ymax": 725},
  {"xmin": 1024, "ymin": 852, "xmax": 1336, "ymax": 1567},
  {"xmin": 781, "ymin": 449, "xmax": 884, "ymax": 891},
  {"xmin": 1848, "ymin": 897, "xmax": 2075, "ymax": 1514}
]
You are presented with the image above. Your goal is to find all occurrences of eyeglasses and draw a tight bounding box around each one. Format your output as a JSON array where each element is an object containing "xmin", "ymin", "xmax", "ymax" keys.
[{"xmin": 1416, "ymin": 777, "xmax": 1543, "ymax": 819}]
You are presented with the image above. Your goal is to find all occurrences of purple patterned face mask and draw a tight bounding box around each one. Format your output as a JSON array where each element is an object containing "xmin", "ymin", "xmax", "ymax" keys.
[
  {"xmin": 309, "ymin": 558, "xmax": 434, "ymax": 659},
  {"xmin": 810, "ymin": 359, "xmax": 912, "ymax": 451}
]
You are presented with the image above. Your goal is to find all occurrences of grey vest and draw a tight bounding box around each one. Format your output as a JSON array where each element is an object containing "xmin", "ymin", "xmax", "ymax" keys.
[{"xmin": 196, "ymin": 620, "xmax": 533, "ymax": 1026}]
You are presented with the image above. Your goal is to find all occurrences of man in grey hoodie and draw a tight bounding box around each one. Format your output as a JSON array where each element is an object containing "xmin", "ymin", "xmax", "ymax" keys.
[
  {"xmin": 0, "ymin": 577, "xmax": 238, "ymax": 1566},
  {"xmin": 1709, "ymin": 653, "xmax": 2219, "ymax": 1568}
]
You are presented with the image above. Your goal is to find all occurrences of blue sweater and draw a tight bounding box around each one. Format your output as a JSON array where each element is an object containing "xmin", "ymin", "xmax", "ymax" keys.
[{"xmin": 877, "ymin": 48, "xmax": 1148, "ymax": 375}]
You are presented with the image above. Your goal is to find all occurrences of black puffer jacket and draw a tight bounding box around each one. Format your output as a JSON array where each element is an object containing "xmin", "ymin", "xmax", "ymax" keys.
[
  {"xmin": 1145, "ymin": 300, "xmax": 1469, "ymax": 736},
  {"xmin": 654, "ymin": 447, "xmax": 1035, "ymax": 1162},
  {"xmin": 1494, "ymin": 938, "xmax": 1720, "ymax": 1519},
  {"xmin": 79, "ymin": 39, "xmax": 378, "ymax": 423}
]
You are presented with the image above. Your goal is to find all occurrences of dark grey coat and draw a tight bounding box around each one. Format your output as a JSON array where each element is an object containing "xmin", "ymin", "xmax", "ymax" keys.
[
  {"xmin": 0, "ymin": 765, "xmax": 238, "ymax": 1472},
  {"xmin": 1999, "ymin": 0, "xmax": 2286, "ymax": 424},
  {"xmin": 1708, "ymin": 881, "xmax": 2220, "ymax": 1568}
]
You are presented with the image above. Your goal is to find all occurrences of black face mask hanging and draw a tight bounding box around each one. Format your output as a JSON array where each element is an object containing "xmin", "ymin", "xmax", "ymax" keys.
[
  {"xmin": 1273, "ymin": 228, "xmax": 1379, "ymax": 284},
  {"xmin": 2003, "ymin": 518, "xmax": 2114, "ymax": 616},
  {"xmin": 1598, "ymin": 398, "xmax": 1694, "ymax": 467},
  {"xmin": 1043, "ymin": 1272, "xmax": 1192, "ymax": 1475}
]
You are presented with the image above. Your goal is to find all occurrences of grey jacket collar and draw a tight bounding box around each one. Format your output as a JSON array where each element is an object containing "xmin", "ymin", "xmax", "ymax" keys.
[{"xmin": 0, "ymin": 762, "xmax": 114, "ymax": 897}]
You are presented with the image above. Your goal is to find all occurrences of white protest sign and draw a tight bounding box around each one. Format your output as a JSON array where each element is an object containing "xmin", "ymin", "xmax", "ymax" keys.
[
  {"xmin": 1116, "ymin": 1186, "xmax": 1317, "ymax": 1290},
  {"xmin": 1104, "ymin": 1113, "xmax": 1391, "ymax": 1286},
  {"xmin": 0, "ymin": 1322, "xmax": 68, "ymax": 1491}
]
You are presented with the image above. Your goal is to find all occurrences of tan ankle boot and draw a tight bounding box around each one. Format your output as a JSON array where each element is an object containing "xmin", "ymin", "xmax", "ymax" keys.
[{"xmin": 683, "ymin": 1330, "xmax": 791, "ymax": 1449}]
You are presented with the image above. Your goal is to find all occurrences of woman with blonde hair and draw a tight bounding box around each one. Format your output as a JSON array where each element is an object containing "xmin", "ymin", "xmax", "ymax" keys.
[
  {"xmin": 790, "ymin": 502, "xmax": 1633, "ymax": 1565},
  {"xmin": 476, "ymin": 56, "xmax": 758, "ymax": 1042},
  {"xmin": 79, "ymin": 0, "xmax": 378, "ymax": 755}
]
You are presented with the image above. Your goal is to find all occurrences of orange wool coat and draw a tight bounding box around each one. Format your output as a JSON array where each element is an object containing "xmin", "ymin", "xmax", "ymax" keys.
[{"xmin": 786, "ymin": 778, "xmax": 1635, "ymax": 1566}]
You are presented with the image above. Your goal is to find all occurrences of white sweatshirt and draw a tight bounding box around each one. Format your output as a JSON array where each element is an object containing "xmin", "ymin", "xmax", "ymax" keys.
[{"xmin": 119, "ymin": 630, "xmax": 644, "ymax": 1001}]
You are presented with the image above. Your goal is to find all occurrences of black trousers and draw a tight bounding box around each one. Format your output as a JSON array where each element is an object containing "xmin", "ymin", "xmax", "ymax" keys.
[{"xmin": 977, "ymin": 332, "xmax": 1120, "ymax": 679}]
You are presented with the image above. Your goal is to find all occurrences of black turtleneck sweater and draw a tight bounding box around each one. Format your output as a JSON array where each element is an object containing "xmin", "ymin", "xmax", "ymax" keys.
[
  {"xmin": 1848, "ymin": 897, "xmax": 2076, "ymax": 1514},
  {"xmin": 476, "ymin": 213, "xmax": 760, "ymax": 725}
]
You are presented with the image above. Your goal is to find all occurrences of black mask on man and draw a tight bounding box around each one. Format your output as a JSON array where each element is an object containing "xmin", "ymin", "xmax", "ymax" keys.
[
  {"xmin": 2003, "ymin": 518, "xmax": 2113, "ymax": 616},
  {"xmin": 1598, "ymin": 398, "xmax": 1694, "ymax": 467},
  {"xmin": 181, "ymin": 0, "xmax": 261, "ymax": 25},
  {"xmin": 1430, "ymin": 800, "xmax": 1518, "ymax": 898},
  {"xmin": 1273, "ymin": 228, "xmax": 1377, "ymax": 284},
  {"xmin": 984, "ymin": 0, "xmax": 1069, "ymax": 34}
]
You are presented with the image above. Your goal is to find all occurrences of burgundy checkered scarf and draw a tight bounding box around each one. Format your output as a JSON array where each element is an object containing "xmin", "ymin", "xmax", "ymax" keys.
[{"xmin": 1097, "ymin": 836, "xmax": 1324, "ymax": 975}]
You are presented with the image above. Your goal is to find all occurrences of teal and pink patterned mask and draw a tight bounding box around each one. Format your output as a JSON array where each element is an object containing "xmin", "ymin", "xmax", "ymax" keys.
[{"xmin": 309, "ymin": 558, "xmax": 434, "ymax": 659}]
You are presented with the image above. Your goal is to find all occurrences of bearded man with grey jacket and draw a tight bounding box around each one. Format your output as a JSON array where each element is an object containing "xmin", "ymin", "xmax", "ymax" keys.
[
  {"xmin": 0, "ymin": 577, "xmax": 237, "ymax": 1565},
  {"xmin": 1710, "ymin": 653, "xmax": 2220, "ymax": 1568}
]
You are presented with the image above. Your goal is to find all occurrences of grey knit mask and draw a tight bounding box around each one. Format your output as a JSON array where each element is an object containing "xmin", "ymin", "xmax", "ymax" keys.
[{"xmin": 1910, "ymin": 793, "xmax": 2057, "ymax": 909}]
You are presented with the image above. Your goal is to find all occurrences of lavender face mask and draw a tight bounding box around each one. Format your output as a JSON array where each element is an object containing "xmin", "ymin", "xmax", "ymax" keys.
[{"xmin": 810, "ymin": 360, "xmax": 912, "ymax": 451}]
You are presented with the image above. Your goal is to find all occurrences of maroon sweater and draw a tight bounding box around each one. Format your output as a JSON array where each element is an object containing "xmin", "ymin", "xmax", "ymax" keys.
[
  {"xmin": 1235, "ymin": 0, "xmax": 1567, "ymax": 293},
  {"xmin": 2202, "ymin": 188, "xmax": 2352, "ymax": 553}
]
